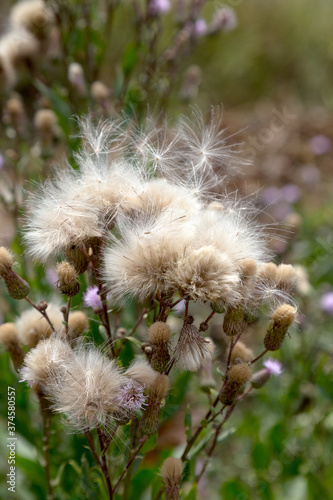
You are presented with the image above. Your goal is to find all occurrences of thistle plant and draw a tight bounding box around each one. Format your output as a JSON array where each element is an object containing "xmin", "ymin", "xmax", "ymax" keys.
[{"xmin": 0, "ymin": 111, "xmax": 300, "ymax": 499}]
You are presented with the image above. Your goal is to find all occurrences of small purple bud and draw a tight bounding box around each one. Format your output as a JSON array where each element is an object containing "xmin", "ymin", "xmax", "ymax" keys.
[{"xmin": 281, "ymin": 184, "xmax": 301, "ymax": 203}]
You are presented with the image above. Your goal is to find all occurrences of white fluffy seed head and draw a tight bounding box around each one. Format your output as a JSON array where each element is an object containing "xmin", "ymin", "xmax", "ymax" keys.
[
  {"xmin": 20, "ymin": 336, "xmax": 72, "ymax": 385},
  {"xmin": 125, "ymin": 359, "xmax": 159, "ymax": 389},
  {"xmin": 44, "ymin": 346, "xmax": 127, "ymax": 431},
  {"xmin": 172, "ymin": 324, "xmax": 214, "ymax": 372},
  {"xmin": 10, "ymin": 0, "xmax": 54, "ymax": 40},
  {"xmin": 16, "ymin": 303, "xmax": 63, "ymax": 348}
]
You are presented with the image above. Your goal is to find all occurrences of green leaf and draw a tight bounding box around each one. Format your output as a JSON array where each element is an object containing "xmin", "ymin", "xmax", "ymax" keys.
[
  {"xmin": 185, "ymin": 405, "xmax": 192, "ymax": 440},
  {"xmin": 187, "ymin": 429, "xmax": 215, "ymax": 460},
  {"xmin": 185, "ymin": 483, "xmax": 197, "ymax": 500},
  {"xmin": 122, "ymin": 44, "xmax": 138, "ymax": 76}
]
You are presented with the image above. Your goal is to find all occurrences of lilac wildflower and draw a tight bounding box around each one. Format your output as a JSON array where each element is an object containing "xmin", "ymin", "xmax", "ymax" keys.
[
  {"xmin": 83, "ymin": 285, "xmax": 102, "ymax": 309},
  {"xmin": 320, "ymin": 292, "xmax": 333, "ymax": 315},
  {"xmin": 193, "ymin": 19, "xmax": 207, "ymax": 38},
  {"xmin": 263, "ymin": 358, "xmax": 283, "ymax": 376},
  {"xmin": 309, "ymin": 135, "xmax": 331, "ymax": 155},
  {"xmin": 149, "ymin": 0, "xmax": 171, "ymax": 16}
]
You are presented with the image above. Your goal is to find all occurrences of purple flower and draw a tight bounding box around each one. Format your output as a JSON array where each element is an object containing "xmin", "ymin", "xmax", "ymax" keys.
[
  {"xmin": 263, "ymin": 358, "xmax": 283, "ymax": 376},
  {"xmin": 149, "ymin": 0, "xmax": 171, "ymax": 15},
  {"xmin": 83, "ymin": 286, "xmax": 103, "ymax": 309},
  {"xmin": 320, "ymin": 292, "xmax": 333, "ymax": 315},
  {"xmin": 261, "ymin": 187, "xmax": 281, "ymax": 205},
  {"xmin": 0, "ymin": 153, "xmax": 5, "ymax": 170},
  {"xmin": 281, "ymin": 184, "xmax": 301, "ymax": 203},
  {"xmin": 45, "ymin": 267, "xmax": 58, "ymax": 288},
  {"xmin": 193, "ymin": 19, "xmax": 207, "ymax": 37},
  {"xmin": 309, "ymin": 135, "xmax": 331, "ymax": 155},
  {"xmin": 116, "ymin": 380, "xmax": 146, "ymax": 411}
]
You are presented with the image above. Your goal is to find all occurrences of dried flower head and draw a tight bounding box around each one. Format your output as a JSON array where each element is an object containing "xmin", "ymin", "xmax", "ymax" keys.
[
  {"xmin": 161, "ymin": 457, "xmax": 183, "ymax": 500},
  {"xmin": 125, "ymin": 360, "xmax": 159, "ymax": 389},
  {"xmin": 44, "ymin": 345, "xmax": 127, "ymax": 431},
  {"xmin": 0, "ymin": 322, "xmax": 24, "ymax": 371},
  {"xmin": 172, "ymin": 323, "xmax": 214, "ymax": 372},
  {"xmin": 147, "ymin": 321, "xmax": 171, "ymax": 373},
  {"xmin": 10, "ymin": 0, "xmax": 54, "ymax": 40},
  {"xmin": 0, "ymin": 247, "xmax": 30, "ymax": 299},
  {"xmin": 67, "ymin": 311, "xmax": 89, "ymax": 341},
  {"xmin": 16, "ymin": 303, "xmax": 63, "ymax": 348},
  {"xmin": 56, "ymin": 261, "xmax": 80, "ymax": 297},
  {"xmin": 20, "ymin": 336, "xmax": 72, "ymax": 386},
  {"xmin": 264, "ymin": 304, "xmax": 297, "ymax": 351},
  {"xmin": 230, "ymin": 341, "xmax": 254, "ymax": 364}
]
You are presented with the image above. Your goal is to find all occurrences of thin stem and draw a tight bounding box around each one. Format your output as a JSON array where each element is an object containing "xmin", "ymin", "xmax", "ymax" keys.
[
  {"xmin": 39, "ymin": 395, "xmax": 53, "ymax": 499},
  {"xmin": 181, "ymin": 395, "xmax": 220, "ymax": 461},
  {"xmin": 64, "ymin": 296, "xmax": 71, "ymax": 337},
  {"xmin": 195, "ymin": 404, "xmax": 236, "ymax": 485},
  {"xmin": 85, "ymin": 431, "xmax": 113, "ymax": 499},
  {"xmin": 97, "ymin": 428, "xmax": 113, "ymax": 497},
  {"xmin": 184, "ymin": 299, "xmax": 189, "ymax": 317},
  {"xmin": 250, "ymin": 349, "xmax": 269, "ymax": 365},
  {"xmin": 112, "ymin": 436, "xmax": 148, "ymax": 494},
  {"xmin": 128, "ymin": 308, "xmax": 148, "ymax": 337},
  {"xmin": 24, "ymin": 297, "xmax": 56, "ymax": 333}
]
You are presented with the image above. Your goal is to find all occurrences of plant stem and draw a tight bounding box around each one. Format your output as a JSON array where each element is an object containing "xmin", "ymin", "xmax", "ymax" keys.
[
  {"xmin": 25, "ymin": 297, "xmax": 56, "ymax": 333},
  {"xmin": 250, "ymin": 349, "xmax": 268, "ymax": 365},
  {"xmin": 38, "ymin": 395, "xmax": 54, "ymax": 499},
  {"xmin": 112, "ymin": 436, "xmax": 148, "ymax": 495},
  {"xmin": 85, "ymin": 430, "xmax": 113, "ymax": 499}
]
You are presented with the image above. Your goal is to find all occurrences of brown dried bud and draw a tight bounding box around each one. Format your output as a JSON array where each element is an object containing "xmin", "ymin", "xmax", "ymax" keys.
[
  {"xmin": 161, "ymin": 457, "xmax": 183, "ymax": 500},
  {"xmin": 56, "ymin": 261, "xmax": 80, "ymax": 297},
  {"xmin": 67, "ymin": 311, "xmax": 89, "ymax": 341},
  {"xmin": 219, "ymin": 362, "xmax": 252, "ymax": 405},
  {"xmin": 275, "ymin": 264, "xmax": 298, "ymax": 294},
  {"xmin": 65, "ymin": 245, "xmax": 90, "ymax": 274},
  {"xmin": 2, "ymin": 269, "xmax": 30, "ymax": 299},
  {"xmin": 230, "ymin": 341, "xmax": 254, "ymax": 364},
  {"xmin": 148, "ymin": 322, "xmax": 171, "ymax": 373},
  {"xmin": 264, "ymin": 304, "xmax": 297, "ymax": 351},
  {"xmin": 139, "ymin": 374, "xmax": 169, "ymax": 436},
  {"xmin": 37, "ymin": 300, "xmax": 48, "ymax": 312},
  {"xmin": 0, "ymin": 323, "xmax": 24, "ymax": 371}
]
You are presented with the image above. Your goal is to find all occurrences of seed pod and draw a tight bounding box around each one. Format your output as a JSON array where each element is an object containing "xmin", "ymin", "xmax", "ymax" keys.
[
  {"xmin": 139, "ymin": 374, "xmax": 169, "ymax": 437},
  {"xmin": 56, "ymin": 261, "xmax": 80, "ymax": 297},
  {"xmin": 0, "ymin": 247, "xmax": 30, "ymax": 299},
  {"xmin": 147, "ymin": 322, "xmax": 171, "ymax": 373},
  {"xmin": 223, "ymin": 306, "xmax": 246, "ymax": 337},
  {"xmin": 0, "ymin": 323, "xmax": 25, "ymax": 371},
  {"xmin": 65, "ymin": 245, "xmax": 89, "ymax": 274},
  {"xmin": 264, "ymin": 304, "xmax": 297, "ymax": 351},
  {"xmin": 161, "ymin": 457, "xmax": 183, "ymax": 500},
  {"xmin": 219, "ymin": 362, "xmax": 252, "ymax": 405}
]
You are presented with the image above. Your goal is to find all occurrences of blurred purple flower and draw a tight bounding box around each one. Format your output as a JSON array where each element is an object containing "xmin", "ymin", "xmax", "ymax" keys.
[
  {"xmin": 83, "ymin": 285, "xmax": 102, "ymax": 309},
  {"xmin": 0, "ymin": 153, "xmax": 5, "ymax": 170},
  {"xmin": 149, "ymin": 0, "xmax": 171, "ymax": 15},
  {"xmin": 263, "ymin": 358, "xmax": 283, "ymax": 376},
  {"xmin": 320, "ymin": 292, "xmax": 333, "ymax": 315},
  {"xmin": 281, "ymin": 184, "xmax": 301, "ymax": 203},
  {"xmin": 309, "ymin": 135, "xmax": 331, "ymax": 155},
  {"xmin": 193, "ymin": 19, "xmax": 207, "ymax": 37},
  {"xmin": 45, "ymin": 267, "xmax": 58, "ymax": 288},
  {"xmin": 261, "ymin": 187, "xmax": 281, "ymax": 205}
]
